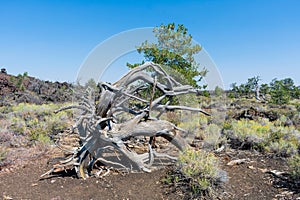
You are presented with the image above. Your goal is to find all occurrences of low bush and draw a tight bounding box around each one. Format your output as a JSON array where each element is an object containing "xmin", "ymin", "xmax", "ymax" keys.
[
  {"xmin": 224, "ymin": 118, "xmax": 300, "ymax": 156},
  {"xmin": 163, "ymin": 148, "xmax": 227, "ymax": 199},
  {"xmin": 288, "ymin": 154, "xmax": 300, "ymax": 181},
  {"xmin": 165, "ymin": 111, "xmax": 181, "ymax": 125},
  {"xmin": 4, "ymin": 103, "xmax": 72, "ymax": 144},
  {"xmin": 0, "ymin": 147, "xmax": 8, "ymax": 167},
  {"xmin": 178, "ymin": 115, "xmax": 202, "ymax": 140},
  {"xmin": 202, "ymin": 124, "xmax": 226, "ymax": 150}
]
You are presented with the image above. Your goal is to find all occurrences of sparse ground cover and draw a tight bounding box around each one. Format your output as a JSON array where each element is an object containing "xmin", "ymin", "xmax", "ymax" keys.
[
  {"xmin": 1, "ymin": 95, "xmax": 299, "ymax": 199},
  {"xmin": 163, "ymin": 96, "xmax": 300, "ymax": 199},
  {"xmin": 0, "ymin": 102, "xmax": 73, "ymax": 170},
  {"xmin": 0, "ymin": 70, "xmax": 299, "ymax": 199}
]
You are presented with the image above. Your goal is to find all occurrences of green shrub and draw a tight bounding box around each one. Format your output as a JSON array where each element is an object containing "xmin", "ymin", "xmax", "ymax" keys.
[
  {"xmin": 295, "ymin": 103, "xmax": 300, "ymax": 112},
  {"xmin": 274, "ymin": 115, "xmax": 287, "ymax": 127},
  {"xmin": 288, "ymin": 154, "xmax": 300, "ymax": 180},
  {"xmin": 202, "ymin": 124, "xmax": 226, "ymax": 150},
  {"xmin": 0, "ymin": 105, "xmax": 13, "ymax": 114},
  {"xmin": 227, "ymin": 92, "xmax": 235, "ymax": 99},
  {"xmin": 214, "ymin": 86, "xmax": 223, "ymax": 97},
  {"xmin": 29, "ymin": 128, "xmax": 51, "ymax": 144},
  {"xmin": 163, "ymin": 148, "xmax": 227, "ymax": 199},
  {"xmin": 209, "ymin": 109, "xmax": 227, "ymax": 126},
  {"xmin": 266, "ymin": 139, "xmax": 298, "ymax": 156},
  {"xmin": 222, "ymin": 121, "xmax": 232, "ymax": 130},
  {"xmin": 165, "ymin": 111, "xmax": 181, "ymax": 125},
  {"xmin": 227, "ymin": 119, "xmax": 269, "ymax": 141},
  {"xmin": 264, "ymin": 127, "xmax": 299, "ymax": 156},
  {"xmin": 6, "ymin": 103, "xmax": 72, "ymax": 144},
  {"xmin": 199, "ymin": 115, "xmax": 208, "ymax": 129},
  {"xmin": 0, "ymin": 147, "xmax": 7, "ymax": 162},
  {"xmin": 224, "ymin": 118, "xmax": 299, "ymax": 156},
  {"xmin": 178, "ymin": 116, "xmax": 201, "ymax": 139}
]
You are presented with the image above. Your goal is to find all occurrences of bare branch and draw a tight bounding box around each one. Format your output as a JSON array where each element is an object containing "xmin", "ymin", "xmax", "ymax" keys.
[{"xmin": 43, "ymin": 62, "xmax": 209, "ymax": 179}]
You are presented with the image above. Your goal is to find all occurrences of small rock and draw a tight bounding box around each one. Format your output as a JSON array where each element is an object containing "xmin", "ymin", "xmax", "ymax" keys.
[
  {"xmin": 2, "ymin": 195, "xmax": 13, "ymax": 200},
  {"xmin": 227, "ymin": 158, "xmax": 250, "ymax": 166}
]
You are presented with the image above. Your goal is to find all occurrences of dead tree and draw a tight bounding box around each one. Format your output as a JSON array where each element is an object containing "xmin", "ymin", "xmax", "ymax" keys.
[{"xmin": 42, "ymin": 62, "xmax": 209, "ymax": 179}]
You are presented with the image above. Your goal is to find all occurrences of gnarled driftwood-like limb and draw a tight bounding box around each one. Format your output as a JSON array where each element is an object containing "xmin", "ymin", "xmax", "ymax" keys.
[{"xmin": 42, "ymin": 62, "xmax": 209, "ymax": 179}]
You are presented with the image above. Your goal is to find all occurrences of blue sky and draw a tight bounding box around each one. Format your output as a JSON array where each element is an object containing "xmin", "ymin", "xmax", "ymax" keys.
[{"xmin": 0, "ymin": 0, "xmax": 299, "ymax": 88}]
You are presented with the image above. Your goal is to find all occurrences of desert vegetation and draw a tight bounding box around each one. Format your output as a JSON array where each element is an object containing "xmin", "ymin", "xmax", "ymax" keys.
[
  {"xmin": 0, "ymin": 102, "xmax": 73, "ymax": 168},
  {"xmin": 1, "ymin": 69, "xmax": 299, "ymax": 199},
  {"xmin": 0, "ymin": 23, "xmax": 299, "ymax": 200}
]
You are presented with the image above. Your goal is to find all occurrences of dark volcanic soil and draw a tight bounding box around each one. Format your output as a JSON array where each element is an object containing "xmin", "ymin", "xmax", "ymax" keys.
[
  {"xmin": 0, "ymin": 157, "xmax": 168, "ymax": 200},
  {"xmin": 1, "ymin": 149, "xmax": 299, "ymax": 200}
]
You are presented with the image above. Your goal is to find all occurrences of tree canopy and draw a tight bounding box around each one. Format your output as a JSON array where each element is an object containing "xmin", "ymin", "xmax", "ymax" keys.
[
  {"xmin": 230, "ymin": 77, "xmax": 300, "ymax": 104},
  {"xmin": 128, "ymin": 23, "xmax": 207, "ymax": 88}
]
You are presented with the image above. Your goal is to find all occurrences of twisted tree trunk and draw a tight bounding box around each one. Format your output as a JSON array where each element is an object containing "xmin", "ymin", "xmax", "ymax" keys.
[{"xmin": 42, "ymin": 62, "xmax": 209, "ymax": 179}]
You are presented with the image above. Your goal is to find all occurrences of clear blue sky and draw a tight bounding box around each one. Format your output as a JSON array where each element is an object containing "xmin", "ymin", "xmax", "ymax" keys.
[{"xmin": 1, "ymin": 0, "xmax": 299, "ymax": 88}]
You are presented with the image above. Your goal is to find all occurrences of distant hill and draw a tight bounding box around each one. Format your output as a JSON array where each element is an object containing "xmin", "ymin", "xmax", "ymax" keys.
[{"xmin": 0, "ymin": 69, "xmax": 73, "ymax": 105}]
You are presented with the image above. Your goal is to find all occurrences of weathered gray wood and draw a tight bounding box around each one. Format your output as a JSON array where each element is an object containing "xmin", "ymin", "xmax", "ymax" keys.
[{"xmin": 43, "ymin": 62, "xmax": 209, "ymax": 179}]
